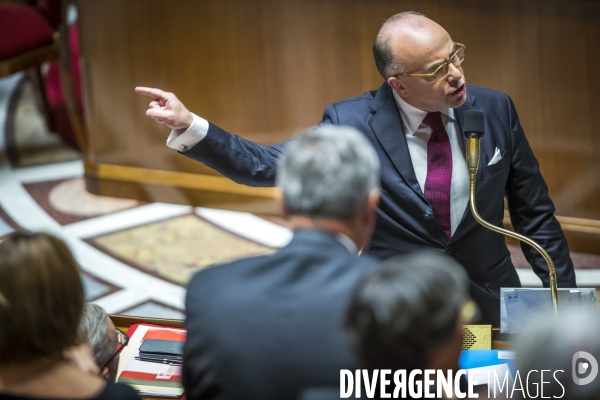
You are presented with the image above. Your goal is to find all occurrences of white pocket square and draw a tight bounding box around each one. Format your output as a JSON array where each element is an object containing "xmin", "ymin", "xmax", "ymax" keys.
[{"xmin": 488, "ymin": 147, "xmax": 503, "ymax": 166}]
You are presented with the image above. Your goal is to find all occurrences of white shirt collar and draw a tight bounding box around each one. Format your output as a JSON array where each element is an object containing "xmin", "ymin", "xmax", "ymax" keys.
[
  {"xmin": 336, "ymin": 233, "xmax": 359, "ymax": 255},
  {"xmin": 392, "ymin": 89, "xmax": 455, "ymax": 136}
]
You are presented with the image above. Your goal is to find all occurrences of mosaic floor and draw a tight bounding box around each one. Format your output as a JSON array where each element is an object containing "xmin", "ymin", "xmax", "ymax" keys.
[{"xmin": 0, "ymin": 73, "xmax": 598, "ymax": 318}]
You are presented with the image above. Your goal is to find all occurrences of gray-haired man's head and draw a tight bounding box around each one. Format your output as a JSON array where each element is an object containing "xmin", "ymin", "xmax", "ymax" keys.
[
  {"xmin": 276, "ymin": 125, "xmax": 380, "ymax": 220},
  {"xmin": 276, "ymin": 125, "xmax": 381, "ymax": 248},
  {"xmin": 79, "ymin": 304, "xmax": 119, "ymax": 382}
]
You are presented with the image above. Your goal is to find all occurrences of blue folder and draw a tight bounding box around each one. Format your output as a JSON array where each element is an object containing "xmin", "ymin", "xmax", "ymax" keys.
[{"xmin": 459, "ymin": 350, "xmax": 517, "ymax": 377}]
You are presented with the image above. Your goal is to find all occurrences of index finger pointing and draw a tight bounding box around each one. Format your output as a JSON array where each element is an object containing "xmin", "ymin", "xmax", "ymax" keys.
[{"xmin": 135, "ymin": 86, "xmax": 170, "ymax": 100}]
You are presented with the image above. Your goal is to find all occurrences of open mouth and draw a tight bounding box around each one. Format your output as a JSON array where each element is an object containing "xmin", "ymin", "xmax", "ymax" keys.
[{"xmin": 450, "ymin": 84, "xmax": 466, "ymax": 97}]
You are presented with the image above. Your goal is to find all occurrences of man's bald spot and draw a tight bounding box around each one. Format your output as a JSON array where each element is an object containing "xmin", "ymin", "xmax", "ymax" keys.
[
  {"xmin": 373, "ymin": 12, "xmax": 450, "ymax": 78},
  {"xmin": 376, "ymin": 12, "xmax": 432, "ymax": 44}
]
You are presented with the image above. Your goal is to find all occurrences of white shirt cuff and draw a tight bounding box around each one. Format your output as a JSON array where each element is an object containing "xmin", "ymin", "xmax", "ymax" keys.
[{"xmin": 166, "ymin": 113, "xmax": 209, "ymax": 152}]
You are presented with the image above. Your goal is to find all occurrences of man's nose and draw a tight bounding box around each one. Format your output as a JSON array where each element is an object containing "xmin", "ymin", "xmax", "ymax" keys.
[{"xmin": 446, "ymin": 63, "xmax": 463, "ymax": 82}]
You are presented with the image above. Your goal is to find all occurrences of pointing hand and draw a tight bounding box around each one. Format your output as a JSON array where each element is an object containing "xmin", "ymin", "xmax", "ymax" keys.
[{"xmin": 135, "ymin": 87, "xmax": 194, "ymax": 130}]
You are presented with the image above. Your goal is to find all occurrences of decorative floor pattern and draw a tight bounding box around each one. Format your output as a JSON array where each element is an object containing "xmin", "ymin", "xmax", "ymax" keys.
[
  {"xmin": 90, "ymin": 213, "xmax": 273, "ymax": 285},
  {"xmin": 0, "ymin": 214, "xmax": 14, "ymax": 237},
  {"xmin": 0, "ymin": 73, "xmax": 599, "ymax": 320},
  {"xmin": 24, "ymin": 177, "xmax": 143, "ymax": 225},
  {"xmin": 119, "ymin": 300, "xmax": 186, "ymax": 320},
  {"xmin": 81, "ymin": 271, "xmax": 122, "ymax": 302}
]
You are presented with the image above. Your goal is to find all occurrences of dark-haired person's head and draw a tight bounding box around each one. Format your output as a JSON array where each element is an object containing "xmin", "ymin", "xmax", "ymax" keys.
[
  {"xmin": 0, "ymin": 232, "xmax": 84, "ymax": 365},
  {"xmin": 344, "ymin": 252, "xmax": 474, "ymax": 372}
]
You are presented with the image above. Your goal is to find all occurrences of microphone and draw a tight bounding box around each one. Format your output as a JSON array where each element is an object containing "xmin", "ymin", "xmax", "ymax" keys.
[
  {"xmin": 462, "ymin": 111, "xmax": 559, "ymax": 316},
  {"xmin": 463, "ymin": 110, "xmax": 485, "ymax": 139},
  {"xmin": 463, "ymin": 110, "xmax": 485, "ymax": 176}
]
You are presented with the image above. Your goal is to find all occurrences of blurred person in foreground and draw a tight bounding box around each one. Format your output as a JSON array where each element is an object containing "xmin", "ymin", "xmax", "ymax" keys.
[
  {"xmin": 80, "ymin": 304, "xmax": 128, "ymax": 383},
  {"xmin": 0, "ymin": 233, "xmax": 139, "ymax": 400},
  {"xmin": 183, "ymin": 125, "xmax": 381, "ymax": 400},
  {"xmin": 514, "ymin": 311, "xmax": 600, "ymax": 399},
  {"xmin": 342, "ymin": 252, "xmax": 475, "ymax": 399}
]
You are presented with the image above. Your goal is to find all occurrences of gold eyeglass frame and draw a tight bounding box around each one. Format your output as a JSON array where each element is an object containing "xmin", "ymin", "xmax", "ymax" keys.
[{"xmin": 396, "ymin": 43, "xmax": 466, "ymax": 82}]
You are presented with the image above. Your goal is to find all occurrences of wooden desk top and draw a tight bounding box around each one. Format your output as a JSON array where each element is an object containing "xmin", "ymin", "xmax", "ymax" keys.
[
  {"xmin": 492, "ymin": 328, "xmax": 513, "ymax": 350},
  {"xmin": 110, "ymin": 314, "xmax": 184, "ymax": 331}
]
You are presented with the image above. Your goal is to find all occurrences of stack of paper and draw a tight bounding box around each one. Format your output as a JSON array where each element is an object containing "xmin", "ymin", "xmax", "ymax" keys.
[{"xmin": 117, "ymin": 324, "xmax": 186, "ymax": 398}]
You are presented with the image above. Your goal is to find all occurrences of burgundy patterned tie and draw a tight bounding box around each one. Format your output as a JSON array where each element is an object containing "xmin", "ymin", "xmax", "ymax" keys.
[{"xmin": 423, "ymin": 112, "xmax": 452, "ymax": 238}]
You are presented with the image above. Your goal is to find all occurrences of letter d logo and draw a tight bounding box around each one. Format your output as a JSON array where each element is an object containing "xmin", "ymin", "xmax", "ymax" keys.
[{"xmin": 572, "ymin": 351, "xmax": 598, "ymax": 385}]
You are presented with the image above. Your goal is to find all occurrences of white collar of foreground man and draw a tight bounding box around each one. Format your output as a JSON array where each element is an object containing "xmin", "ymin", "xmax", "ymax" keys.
[{"xmin": 335, "ymin": 233, "xmax": 359, "ymax": 255}]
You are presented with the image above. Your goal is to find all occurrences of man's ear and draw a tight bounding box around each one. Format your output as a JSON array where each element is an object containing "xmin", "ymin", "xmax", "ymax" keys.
[
  {"xmin": 356, "ymin": 188, "xmax": 381, "ymax": 251},
  {"xmin": 101, "ymin": 366, "xmax": 110, "ymax": 380},
  {"xmin": 361, "ymin": 188, "xmax": 380, "ymax": 227},
  {"xmin": 366, "ymin": 188, "xmax": 380, "ymax": 219},
  {"xmin": 387, "ymin": 76, "xmax": 409, "ymax": 98}
]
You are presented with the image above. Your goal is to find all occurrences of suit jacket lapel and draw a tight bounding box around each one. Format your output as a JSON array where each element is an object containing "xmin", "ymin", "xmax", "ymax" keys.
[{"xmin": 368, "ymin": 83, "xmax": 427, "ymax": 203}]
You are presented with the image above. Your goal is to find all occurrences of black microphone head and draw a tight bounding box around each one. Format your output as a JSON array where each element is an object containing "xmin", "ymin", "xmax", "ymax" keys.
[{"xmin": 463, "ymin": 110, "xmax": 485, "ymax": 139}]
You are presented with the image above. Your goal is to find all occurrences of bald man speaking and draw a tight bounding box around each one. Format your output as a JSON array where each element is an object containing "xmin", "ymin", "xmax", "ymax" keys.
[{"xmin": 137, "ymin": 12, "xmax": 575, "ymax": 325}]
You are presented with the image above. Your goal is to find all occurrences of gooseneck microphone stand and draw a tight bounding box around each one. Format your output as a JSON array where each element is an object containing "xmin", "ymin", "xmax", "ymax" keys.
[{"xmin": 463, "ymin": 110, "xmax": 558, "ymax": 315}]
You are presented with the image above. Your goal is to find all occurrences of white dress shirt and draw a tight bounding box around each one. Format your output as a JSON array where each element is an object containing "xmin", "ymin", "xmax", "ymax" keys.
[
  {"xmin": 166, "ymin": 92, "xmax": 470, "ymax": 235},
  {"xmin": 392, "ymin": 90, "xmax": 469, "ymax": 235}
]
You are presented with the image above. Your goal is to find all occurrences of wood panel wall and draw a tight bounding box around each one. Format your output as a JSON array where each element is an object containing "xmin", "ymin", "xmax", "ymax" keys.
[{"xmin": 76, "ymin": 0, "xmax": 600, "ymax": 252}]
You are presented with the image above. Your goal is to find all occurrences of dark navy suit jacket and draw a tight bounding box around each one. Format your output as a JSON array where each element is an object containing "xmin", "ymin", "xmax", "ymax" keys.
[
  {"xmin": 184, "ymin": 82, "xmax": 576, "ymax": 325},
  {"xmin": 183, "ymin": 229, "xmax": 379, "ymax": 400}
]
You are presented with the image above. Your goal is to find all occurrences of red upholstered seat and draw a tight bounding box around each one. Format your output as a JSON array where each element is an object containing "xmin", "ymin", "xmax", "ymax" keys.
[{"xmin": 0, "ymin": 3, "xmax": 55, "ymax": 61}]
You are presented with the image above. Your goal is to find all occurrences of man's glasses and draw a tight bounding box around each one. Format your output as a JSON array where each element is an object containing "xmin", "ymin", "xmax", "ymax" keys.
[
  {"xmin": 100, "ymin": 328, "xmax": 129, "ymax": 371},
  {"xmin": 396, "ymin": 43, "xmax": 466, "ymax": 82}
]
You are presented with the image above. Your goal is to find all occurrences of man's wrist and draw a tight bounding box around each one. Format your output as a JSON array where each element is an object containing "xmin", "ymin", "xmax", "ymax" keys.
[
  {"xmin": 166, "ymin": 113, "xmax": 210, "ymax": 151},
  {"xmin": 183, "ymin": 111, "xmax": 194, "ymax": 130}
]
